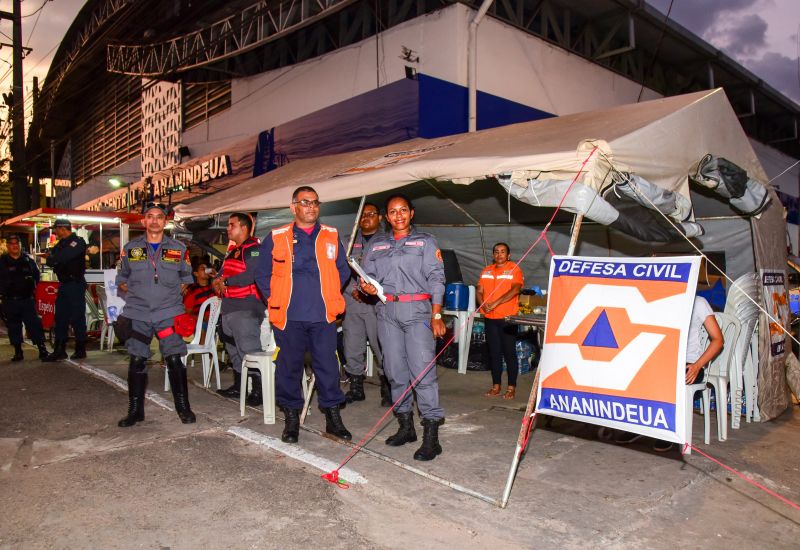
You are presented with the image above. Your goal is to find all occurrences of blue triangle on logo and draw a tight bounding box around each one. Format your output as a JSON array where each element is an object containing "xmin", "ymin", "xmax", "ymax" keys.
[{"xmin": 582, "ymin": 310, "xmax": 619, "ymax": 348}]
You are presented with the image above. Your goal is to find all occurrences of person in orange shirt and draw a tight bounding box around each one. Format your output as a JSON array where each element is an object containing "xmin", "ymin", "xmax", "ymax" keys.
[{"xmin": 477, "ymin": 242, "xmax": 524, "ymax": 399}]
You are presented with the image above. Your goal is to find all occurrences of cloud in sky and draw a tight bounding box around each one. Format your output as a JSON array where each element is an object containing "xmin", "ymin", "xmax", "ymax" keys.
[{"xmin": 647, "ymin": 0, "xmax": 799, "ymax": 104}]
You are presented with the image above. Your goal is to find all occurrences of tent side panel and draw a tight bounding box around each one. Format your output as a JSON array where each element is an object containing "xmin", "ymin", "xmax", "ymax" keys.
[{"xmin": 752, "ymin": 190, "xmax": 791, "ymax": 421}]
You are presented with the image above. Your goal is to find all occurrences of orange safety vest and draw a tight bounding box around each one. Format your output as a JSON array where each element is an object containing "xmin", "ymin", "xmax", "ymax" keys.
[{"xmin": 267, "ymin": 223, "xmax": 345, "ymax": 330}]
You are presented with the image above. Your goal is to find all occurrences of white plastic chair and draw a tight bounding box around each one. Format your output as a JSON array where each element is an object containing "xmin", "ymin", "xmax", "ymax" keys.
[
  {"xmin": 97, "ymin": 287, "xmax": 111, "ymax": 351},
  {"xmin": 165, "ymin": 297, "xmax": 223, "ymax": 391},
  {"xmin": 683, "ymin": 373, "xmax": 711, "ymax": 455},
  {"xmin": 365, "ymin": 341, "xmax": 374, "ymax": 378},
  {"xmin": 239, "ymin": 316, "xmax": 315, "ymax": 425},
  {"xmin": 240, "ymin": 316, "xmax": 276, "ymax": 424},
  {"xmin": 724, "ymin": 273, "xmax": 761, "ymax": 427},
  {"xmin": 705, "ymin": 312, "xmax": 741, "ymax": 441},
  {"xmin": 744, "ymin": 327, "xmax": 760, "ymax": 423},
  {"xmin": 85, "ymin": 289, "xmax": 103, "ymax": 332}
]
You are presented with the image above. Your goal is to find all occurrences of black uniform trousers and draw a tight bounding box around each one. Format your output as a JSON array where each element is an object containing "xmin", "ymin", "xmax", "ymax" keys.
[
  {"xmin": 54, "ymin": 281, "xmax": 87, "ymax": 342},
  {"xmin": 3, "ymin": 297, "xmax": 45, "ymax": 346},
  {"xmin": 485, "ymin": 318, "xmax": 519, "ymax": 386}
]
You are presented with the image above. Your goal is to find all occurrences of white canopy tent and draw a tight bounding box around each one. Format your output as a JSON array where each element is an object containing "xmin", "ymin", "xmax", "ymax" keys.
[{"xmin": 175, "ymin": 88, "xmax": 790, "ymax": 421}]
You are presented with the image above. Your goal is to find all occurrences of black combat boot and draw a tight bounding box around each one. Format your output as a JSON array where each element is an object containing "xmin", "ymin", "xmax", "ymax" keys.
[
  {"xmin": 166, "ymin": 355, "xmax": 196, "ymax": 424},
  {"xmin": 379, "ymin": 375, "xmax": 392, "ymax": 407},
  {"xmin": 216, "ymin": 370, "xmax": 241, "ymax": 399},
  {"xmin": 413, "ymin": 418, "xmax": 444, "ymax": 461},
  {"xmin": 118, "ymin": 356, "xmax": 148, "ymax": 427},
  {"xmin": 385, "ymin": 411, "xmax": 417, "ymax": 446},
  {"xmin": 11, "ymin": 345, "xmax": 24, "ymax": 362},
  {"xmin": 246, "ymin": 371, "xmax": 263, "ymax": 407},
  {"xmin": 70, "ymin": 340, "xmax": 87, "ymax": 360},
  {"xmin": 37, "ymin": 342, "xmax": 49, "ymax": 360},
  {"xmin": 282, "ymin": 407, "xmax": 301, "ymax": 443},
  {"xmin": 42, "ymin": 340, "xmax": 67, "ymax": 362},
  {"xmin": 322, "ymin": 404, "xmax": 352, "ymax": 440},
  {"xmin": 344, "ymin": 374, "xmax": 365, "ymax": 403}
]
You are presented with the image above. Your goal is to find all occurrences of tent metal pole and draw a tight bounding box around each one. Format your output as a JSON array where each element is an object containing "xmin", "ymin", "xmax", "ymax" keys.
[
  {"xmin": 499, "ymin": 368, "xmax": 540, "ymax": 508},
  {"xmin": 424, "ymin": 181, "xmax": 487, "ymax": 262},
  {"xmin": 347, "ymin": 196, "xmax": 366, "ymax": 256},
  {"xmin": 479, "ymin": 224, "xmax": 488, "ymax": 265},
  {"xmin": 567, "ymin": 213, "xmax": 584, "ymax": 256},
  {"xmin": 500, "ymin": 213, "xmax": 584, "ymax": 508}
]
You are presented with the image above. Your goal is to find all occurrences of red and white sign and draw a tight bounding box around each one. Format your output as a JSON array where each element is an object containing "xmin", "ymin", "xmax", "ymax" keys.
[{"xmin": 35, "ymin": 282, "xmax": 59, "ymax": 330}]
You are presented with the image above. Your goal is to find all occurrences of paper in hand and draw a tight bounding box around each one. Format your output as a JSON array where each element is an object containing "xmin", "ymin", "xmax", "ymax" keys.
[{"xmin": 347, "ymin": 257, "xmax": 386, "ymax": 303}]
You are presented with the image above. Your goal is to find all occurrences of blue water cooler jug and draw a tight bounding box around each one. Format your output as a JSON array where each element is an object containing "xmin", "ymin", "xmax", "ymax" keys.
[{"xmin": 444, "ymin": 283, "xmax": 469, "ymax": 311}]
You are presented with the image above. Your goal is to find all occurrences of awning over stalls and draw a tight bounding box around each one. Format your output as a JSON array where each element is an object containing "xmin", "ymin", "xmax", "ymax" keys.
[
  {"xmin": 174, "ymin": 88, "xmax": 766, "ymax": 222},
  {"xmin": 1, "ymin": 208, "xmax": 142, "ymax": 228}
]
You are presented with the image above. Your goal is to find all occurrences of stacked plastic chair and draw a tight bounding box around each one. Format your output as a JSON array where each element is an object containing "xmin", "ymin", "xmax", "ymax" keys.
[
  {"xmin": 705, "ymin": 312, "xmax": 740, "ymax": 441},
  {"xmin": 723, "ymin": 273, "xmax": 761, "ymax": 428}
]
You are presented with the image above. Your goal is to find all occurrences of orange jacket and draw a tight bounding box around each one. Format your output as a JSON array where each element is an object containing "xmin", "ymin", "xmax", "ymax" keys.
[
  {"xmin": 478, "ymin": 261, "xmax": 524, "ymax": 319},
  {"xmin": 267, "ymin": 223, "xmax": 346, "ymax": 329}
]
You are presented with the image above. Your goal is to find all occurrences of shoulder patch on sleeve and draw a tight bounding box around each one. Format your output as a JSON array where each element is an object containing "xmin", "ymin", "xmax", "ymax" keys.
[{"xmin": 436, "ymin": 249, "xmax": 443, "ymax": 262}]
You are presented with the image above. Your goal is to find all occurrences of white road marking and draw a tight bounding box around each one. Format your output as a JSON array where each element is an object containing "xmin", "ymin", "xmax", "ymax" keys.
[
  {"xmin": 67, "ymin": 359, "xmax": 174, "ymax": 411},
  {"xmin": 226, "ymin": 426, "xmax": 368, "ymax": 485}
]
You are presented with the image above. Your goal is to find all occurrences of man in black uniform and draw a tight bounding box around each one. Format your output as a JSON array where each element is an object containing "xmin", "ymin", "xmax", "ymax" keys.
[
  {"xmin": 43, "ymin": 219, "xmax": 88, "ymax": 361},
  {"xmin": 0, "ymin": 235, "xmax": 49, "ymax": 361}
]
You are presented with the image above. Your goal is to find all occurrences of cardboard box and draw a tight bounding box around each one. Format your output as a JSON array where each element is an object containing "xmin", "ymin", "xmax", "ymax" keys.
[{"xmin": 519, "ymin": 294, "xmax": 547, "ymax": 308}]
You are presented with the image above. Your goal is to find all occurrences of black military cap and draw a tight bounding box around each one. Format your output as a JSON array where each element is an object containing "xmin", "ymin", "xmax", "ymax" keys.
[{"xmin": 53, "ymin": 218, "xmax": 72, "ymax": 229}]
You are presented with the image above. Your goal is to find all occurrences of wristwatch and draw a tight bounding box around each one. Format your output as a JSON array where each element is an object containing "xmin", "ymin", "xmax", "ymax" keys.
[{"xmin": 433, "ymin": 313, "xmax": 442, "ymax": 320}]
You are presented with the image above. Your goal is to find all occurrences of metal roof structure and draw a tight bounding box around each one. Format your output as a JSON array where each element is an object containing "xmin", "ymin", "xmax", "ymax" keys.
[{"xmin": 27, "ymin": 0, "xmax": 799, "ymax": 174}]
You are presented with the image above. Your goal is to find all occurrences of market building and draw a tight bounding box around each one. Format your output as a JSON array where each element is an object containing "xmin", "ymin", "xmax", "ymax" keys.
[{"xmin": 14, "ymin": 0, "xmax": 800, "ymax": 249}]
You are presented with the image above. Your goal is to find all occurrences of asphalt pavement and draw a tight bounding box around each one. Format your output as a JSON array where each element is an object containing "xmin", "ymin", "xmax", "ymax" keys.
[{"xmin": 1, "ymin": 337, "xmax": 799, "ymax": 549}]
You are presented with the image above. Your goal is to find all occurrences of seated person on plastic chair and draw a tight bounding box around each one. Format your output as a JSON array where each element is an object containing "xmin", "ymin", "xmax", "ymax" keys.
[
  {"xmin": 174, "ymin": 256, "xmax": 216, "ymax": 340},
  {"xmin": 685, "ymin": 296, "xmax": 724, "ymax": 385},
  {"xmin": 617, "ymin": 295, "xmax": 723, "ymax": 451}
]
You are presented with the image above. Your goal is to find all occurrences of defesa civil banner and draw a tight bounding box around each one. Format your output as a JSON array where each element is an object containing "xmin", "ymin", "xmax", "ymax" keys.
[{"xmin": 535, "ymin": 256, "xmax": 701, "ymax": 444}]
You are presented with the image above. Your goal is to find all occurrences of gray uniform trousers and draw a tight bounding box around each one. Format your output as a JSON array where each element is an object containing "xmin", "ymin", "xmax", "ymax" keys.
[
  {"xmin": 126, "ymin": 318, "xmax": 188, "ymax": 359},
  {"xmin": 377, "ymin": 301, "xmax": 444, "ymax": 420},
  {"xmin": 342, "ymin": 298, "xmax": 384, "ymax": 377},
  {"xmin": 221, "ymin": 309, "xmax": 265, "ymax": 373}
]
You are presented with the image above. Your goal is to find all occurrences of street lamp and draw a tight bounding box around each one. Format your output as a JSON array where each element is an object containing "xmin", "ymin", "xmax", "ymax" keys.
[{"xmin": 109, "ymin": 177, "xmax": 131, "ymax": 213}]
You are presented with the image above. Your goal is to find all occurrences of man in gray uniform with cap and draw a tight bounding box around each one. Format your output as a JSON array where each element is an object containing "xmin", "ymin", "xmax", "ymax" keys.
[
  {"xmin": 43, "ymin": 218, "xmax": 87, "ymax": 361},
  {"xmin": 116, "ymin": 202, "xmax": 197, "ymax": 427},
  {"xmin": 342, "ymin": 202, "xmax": 390, "ymax": 405}
]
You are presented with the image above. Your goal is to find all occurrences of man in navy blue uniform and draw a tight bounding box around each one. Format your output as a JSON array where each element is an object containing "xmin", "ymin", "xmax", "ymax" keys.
[
  {"xmin": 0, "ymin": 235, "xmax": 49, "ymax": 361},
  {"xmin": 255, "ymin": 186, "xmax": 352, "ymax": 443},
  {"xmin": 43, "ymin": 219, "xmax": 88, "ymax": 362}
]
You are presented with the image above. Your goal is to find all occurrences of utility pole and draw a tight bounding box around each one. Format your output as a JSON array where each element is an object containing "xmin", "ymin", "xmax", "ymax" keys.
[
  {"xmin": 0, "ymin": 0, "xmax": 28, "ymax": 214},
  {"xmin": 30, "ymin": 76, "xmax": 40, "ymax": 208}
]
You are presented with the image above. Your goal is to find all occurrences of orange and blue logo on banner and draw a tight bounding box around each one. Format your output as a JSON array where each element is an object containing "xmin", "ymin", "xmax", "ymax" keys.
[{"xmin": 535, "ymin": 256, "xmax": 700, "ymax": 443}]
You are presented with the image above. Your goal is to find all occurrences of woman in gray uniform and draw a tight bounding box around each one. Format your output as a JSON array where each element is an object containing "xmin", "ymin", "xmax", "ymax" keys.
[{"xmin": 360, "ymin": 194, "xmax": 446, "ymax": 461}]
